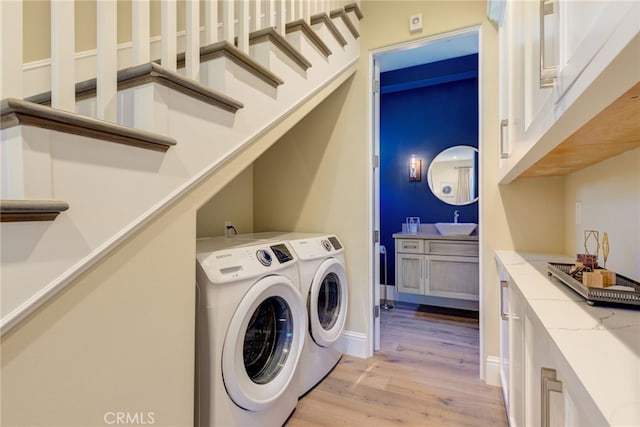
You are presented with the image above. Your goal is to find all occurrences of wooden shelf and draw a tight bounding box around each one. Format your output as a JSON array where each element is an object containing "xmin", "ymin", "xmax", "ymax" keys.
[{"xmin": 521, "ymin": 81, "xmax": 640, "ymax": 177}]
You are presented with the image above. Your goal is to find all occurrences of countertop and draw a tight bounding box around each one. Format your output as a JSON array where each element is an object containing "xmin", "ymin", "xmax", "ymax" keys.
[
  {"xmin": 392, "ymin": 223, "xmax": 478, "ymax": 241},
  {"xmin": 495, "ymin": 251, "xmax": 640, "ymax": 426}
]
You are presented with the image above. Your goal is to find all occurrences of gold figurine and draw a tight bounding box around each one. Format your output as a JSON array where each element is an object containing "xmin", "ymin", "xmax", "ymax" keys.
[{"xmin": 602, "ymin": 232, "xmax": 609, "ymax": 269}]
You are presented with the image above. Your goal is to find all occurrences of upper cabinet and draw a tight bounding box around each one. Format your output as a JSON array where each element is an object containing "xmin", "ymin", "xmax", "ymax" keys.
[{"xmin": 498, "ymin": 0, "xmax": 640, "ymax": 183}]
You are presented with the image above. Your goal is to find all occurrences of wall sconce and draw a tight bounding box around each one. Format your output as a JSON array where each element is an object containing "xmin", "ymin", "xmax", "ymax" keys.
[{"xmin": 409, "ymin": 155, "xmax": 421, "ymax": 181}]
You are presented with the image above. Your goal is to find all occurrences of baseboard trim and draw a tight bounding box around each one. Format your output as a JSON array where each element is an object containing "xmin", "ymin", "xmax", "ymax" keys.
[
  {"xmin": 485, "ymin": 355, "xmax": 501, "ymax": 387},
  {"xmin": 337, "ymin": 329, "xmax": 369, "ymax": 359}
]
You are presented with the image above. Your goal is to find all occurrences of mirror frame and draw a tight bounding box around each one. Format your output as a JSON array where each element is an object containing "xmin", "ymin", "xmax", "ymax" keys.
[{"xmin": 427, "ymin": 145, "xmax": 478, "ymax": 206}]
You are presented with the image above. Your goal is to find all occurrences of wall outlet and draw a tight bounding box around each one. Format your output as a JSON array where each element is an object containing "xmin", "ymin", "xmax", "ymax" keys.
[
  {"xmin": 409, "ymin": 13, "xmax": 423, "ymax": 33},
  {"xmin": 224, "ymin": 221, "xmax": 233, "ymax": 237}
]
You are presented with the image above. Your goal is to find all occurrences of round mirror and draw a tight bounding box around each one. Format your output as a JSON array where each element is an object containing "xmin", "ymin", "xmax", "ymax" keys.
[{"xmin": 427, "ymin": 146, "xmax": 478, "ymax": 206}]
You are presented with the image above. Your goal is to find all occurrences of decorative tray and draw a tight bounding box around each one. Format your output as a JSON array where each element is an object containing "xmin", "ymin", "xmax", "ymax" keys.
[{"xmin": 547, "ymin": 262, "xmax": 640, "ymax": 307}]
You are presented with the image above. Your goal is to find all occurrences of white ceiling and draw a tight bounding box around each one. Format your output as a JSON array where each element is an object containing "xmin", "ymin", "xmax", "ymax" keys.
[{"xmin": 376, "ymin": 31, "xmax": 479, "ymax": 73}]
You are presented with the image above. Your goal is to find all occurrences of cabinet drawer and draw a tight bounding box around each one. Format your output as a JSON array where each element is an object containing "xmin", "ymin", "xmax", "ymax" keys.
[
  {"xmin": 396, "ymin": 239, "xmax": 424, "ymax": 254},
  {"xmin": 426, "ymin": 240, "xmax": 478, "ymax": 256}
]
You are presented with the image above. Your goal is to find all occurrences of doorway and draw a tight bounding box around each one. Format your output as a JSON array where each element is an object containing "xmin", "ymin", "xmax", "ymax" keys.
[{"xmin": 370, "ymin": 26, "xmax": 482, "ymax": 352}]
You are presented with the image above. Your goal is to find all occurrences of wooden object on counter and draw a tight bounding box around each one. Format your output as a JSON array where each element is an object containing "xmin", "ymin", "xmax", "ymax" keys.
[
  {"xmin": 583, "ymin": 271, "xmax": 604, "ymax": 288},
  {"xmin": 596, "ymin": 269, "xmax": 616, "ymax": 287}
]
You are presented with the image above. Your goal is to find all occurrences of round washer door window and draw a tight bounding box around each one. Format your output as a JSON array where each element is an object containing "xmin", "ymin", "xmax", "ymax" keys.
[
  {"xmin": 309, "ymin": 258, "xmax": 348, "ymax": 347},
  {"xmin": 222, "ymin": 275, "xmax": 306, "ymax": 411}
]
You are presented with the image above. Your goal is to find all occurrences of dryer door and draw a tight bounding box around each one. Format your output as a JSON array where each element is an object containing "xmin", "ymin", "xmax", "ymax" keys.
[
  {"xmin": 222, "ymin": 275, "xmax": 305, "ymax": 411},
  {"xmin": 309, "ymin": 258, "xmax": 348, "ymax": 347}
]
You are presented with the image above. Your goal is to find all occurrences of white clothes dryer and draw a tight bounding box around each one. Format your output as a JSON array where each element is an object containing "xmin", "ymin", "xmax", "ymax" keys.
[
  {"xmin": 195, "ymin": 236, "xmax": 306, "ymax": 427},
  {"xmin": 284, "ymin": 233, "xmax": 349, "ymax": 397}
]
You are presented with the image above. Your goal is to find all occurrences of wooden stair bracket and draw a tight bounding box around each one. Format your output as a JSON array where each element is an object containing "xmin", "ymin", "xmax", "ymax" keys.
[
  {"xmin": 25, "ymin": 63, "xmax": 244, "ymax": 115},
  {"xmin": 1, "ymin": 98, "xmax": 176, "ymax": 152},
  {"xmin": 286, "ymin": 20, "xmax": 333, "ymax": 58},
  {"xmin": 249, "ymin": 27, "xmax": 313, "ymax": 71},
  {"xmin": 1, "ymin": 200, "xmax": 69, "ymax": 222},
  {"xmin": 311, "ymin": 13, "xmax": 348, "ymax": 47},
  {"xmin": 330, "ymin": 8, "xmax": 360, "ymax": 39},
  {"xmin": 176, "ymin": 40, "xmax": 284, "ymax": 89}
]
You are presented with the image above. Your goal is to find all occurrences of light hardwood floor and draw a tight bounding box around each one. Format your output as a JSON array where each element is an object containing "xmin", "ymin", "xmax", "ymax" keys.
[{"xmin": 286, "ymin": 304, "xmax": 508, "ymax": 426}]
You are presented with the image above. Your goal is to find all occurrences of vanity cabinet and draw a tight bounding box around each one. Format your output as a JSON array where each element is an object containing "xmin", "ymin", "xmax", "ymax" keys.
[
  {"xmin": 500, "ymin": 273, "xmax": 608, "ymax": 427},
  {"xmin": 498, "ymin": 0, "xmax": 639, "ymax": 183},
  {"xmin": 395, "ymin": 237, "xmax": 479, "ymax": 301}
]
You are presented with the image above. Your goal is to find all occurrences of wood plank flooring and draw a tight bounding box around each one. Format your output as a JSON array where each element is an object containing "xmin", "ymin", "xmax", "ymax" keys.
[{"xmin": 286, "ymin": 305, "xmax": 508, "ymax": 426}]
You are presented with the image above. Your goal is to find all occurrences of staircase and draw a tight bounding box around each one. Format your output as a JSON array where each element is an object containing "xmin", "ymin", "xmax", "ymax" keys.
[
  {"xmin": 1, "ymin": 2, "xmax": 361, "ymax": 336},
  {"xmin": 1, "ymin": 2, "xmax": 362, "ymax": 424}
]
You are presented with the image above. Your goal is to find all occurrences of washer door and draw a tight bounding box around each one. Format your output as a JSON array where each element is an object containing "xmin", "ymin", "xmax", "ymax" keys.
[
  {"xmin": 308, "ymin": 258, "xmax": 348, "ymax": 347},
  {"xmin": 222, "ymin": 275, "xmax": 305, "ymax": 411}
]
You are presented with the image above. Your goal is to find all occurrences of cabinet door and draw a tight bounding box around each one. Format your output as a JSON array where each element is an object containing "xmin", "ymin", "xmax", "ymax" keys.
[
  {"xmin": 424, "ymin": 255, "xmax": 478, "ymax": 300},
  {"xmin": 508, "ymin": 285, "xmax": 525, "ymax": 427},
  {"xmin": 396, "ymin": 254, "xmax": 424, "ymax": 295},
  {"xmin": 498, "ymin": 275, "xmax": 510, "ymax": 409},
  {"xmin": 558, "ymin": 1, "xmax": 638, "ymax": 104}
]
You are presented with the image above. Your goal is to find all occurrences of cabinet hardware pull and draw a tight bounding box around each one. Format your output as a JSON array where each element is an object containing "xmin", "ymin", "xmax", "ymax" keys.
[
  {"xmin": 541, "ymin": 367, "xmax": 563, "ymax": 427},
  {"xmin": 500, "ymin": 280, "xmax": 509, "ymax": 320},
  {"xmin": 540, "ymin": 0, "xmax": 558, "ymax": 88},
  {"xmin": 499, "ymin": 119, "xmax": 509, "ymax": 159}
]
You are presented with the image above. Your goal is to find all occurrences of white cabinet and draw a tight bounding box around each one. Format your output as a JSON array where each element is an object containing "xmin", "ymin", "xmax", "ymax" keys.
[
  {"xmin": 498, "ymin": 0, "xmax": 640, "ymax": 183},
  {"xmin": 395, "ymin": 237, "xmax": 479, "ymax": 301},
  {"xmin": 501, "ymin": 274, "xmax": 608, "ymax": 427}
]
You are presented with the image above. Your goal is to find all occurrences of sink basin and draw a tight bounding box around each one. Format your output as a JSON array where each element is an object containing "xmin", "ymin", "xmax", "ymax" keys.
[{"xmin": 435, "ymin": 223, "xmax": 477, "ymax": 236}]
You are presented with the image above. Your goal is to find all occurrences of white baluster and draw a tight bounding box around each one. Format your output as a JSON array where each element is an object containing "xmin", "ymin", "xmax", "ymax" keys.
[
  {"xmin": 237, "ymin": 0, "xmax": 249, "ymax": 53},
  {"xmin": 185, "ymin": 0, "xmax": 200, "ymax": 79},
  {"xmin": 288, "ymin": 0, "xmax": 295, "ymax": 20},
  {"xmin": 97, "ymin": 0, "xmax": 117, "ymax": 122},
  {"xmin": 51, "ymin": 0, "xmax": 75, "ymax": 112},
  {"xmin": 0, "ymin": 0, "xmax": 23, "ymax": 99},
  {"xmin": 204, "ymin": 0, "xmax": 219, "ymax": 44},
  {"xmin": 303, "ymin": 0, "xmax": 310, "ymax": 23},
  {"xmin": 252, "ymin": 0, "xmax": 262, "ymax": 31},
  {"xmin": 222, "ymin": 0, "xmax": 235, "ymax": 44},
  {"xmin": 132, "ymin": 0, "xmax": 150, "ymax": 65},
  {"xmin": 278, "ymin": 0, "xmax": 286, "ymax": 36},
  {"xmin": 265, "ymin": 0, "xmax": 275, "ymax": 28},
  {"xmin": 161, "ymin": 0, "xmax": 177, "ymax": 71}
]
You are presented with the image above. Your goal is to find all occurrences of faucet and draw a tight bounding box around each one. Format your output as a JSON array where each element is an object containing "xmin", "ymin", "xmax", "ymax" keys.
[{"xmin": 454, "ymin": 210, "xmax": 460, "ymax": 223}]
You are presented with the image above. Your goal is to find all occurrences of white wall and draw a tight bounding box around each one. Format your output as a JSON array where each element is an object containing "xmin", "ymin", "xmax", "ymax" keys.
[
  {"xmin": 565, "ymin": 148, "xmax": 640, "ymax": 279},
  {"xmin": 197, "ymin": 165, "xmax": 254, "ymax": 238}
]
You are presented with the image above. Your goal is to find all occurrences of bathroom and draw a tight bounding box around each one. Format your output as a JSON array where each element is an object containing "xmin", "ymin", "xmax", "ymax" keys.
[{"xmin": 378, "ymin": 45, "xmax": 480, "ymax": 310}]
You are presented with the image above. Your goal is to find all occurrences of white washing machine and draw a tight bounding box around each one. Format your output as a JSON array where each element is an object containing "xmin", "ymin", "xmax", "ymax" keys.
[
  {"xmin": 284, "ymin": 233, "xmax": 349, "ymax": 397},
  {"xmin": 195, "ymin": 236, "xmax": 306, "ymax": 427}
]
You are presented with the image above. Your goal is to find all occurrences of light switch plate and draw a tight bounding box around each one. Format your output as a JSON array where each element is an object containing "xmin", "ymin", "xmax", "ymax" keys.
[{"xmin": 409, "ymin": 13, "xmax": 423, "ymax": 33}]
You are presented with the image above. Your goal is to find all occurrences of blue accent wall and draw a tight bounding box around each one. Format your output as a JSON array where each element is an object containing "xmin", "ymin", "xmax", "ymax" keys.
[{"xmin": 380, "ymin": 55, "xmax": 479, "ymax": 287}]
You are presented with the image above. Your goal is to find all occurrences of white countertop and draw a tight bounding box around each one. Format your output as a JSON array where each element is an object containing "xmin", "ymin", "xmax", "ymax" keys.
[{"xmin": 495, "ymin": 251, "xmax": 640, "ymax": 426}]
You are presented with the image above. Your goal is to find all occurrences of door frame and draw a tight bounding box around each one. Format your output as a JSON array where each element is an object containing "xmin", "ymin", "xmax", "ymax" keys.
[{"xmin": 368, "ymin": 25, "xmax": 484, "ymax": 360}]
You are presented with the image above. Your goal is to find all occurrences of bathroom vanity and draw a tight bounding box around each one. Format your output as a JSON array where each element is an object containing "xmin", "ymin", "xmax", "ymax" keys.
[{"xmin": 393, "ymin": 225, "xmax": 478, "ymax": 305}]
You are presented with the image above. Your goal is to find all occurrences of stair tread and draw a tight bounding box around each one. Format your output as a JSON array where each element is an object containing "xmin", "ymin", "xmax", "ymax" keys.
[
  {"xmin": 311, "ymin": 13, "xmax": 348, "ymax": 47},
  {"xmin": 286, "ymin": 20, "xmax": 333, "ymax": 57},
  {"xmin": 330, "ymin": 8, "xmax": 360, "ymax": 39},
  {"xmin": 249, "ymin": 27, "xmax": 313, "ymax": 70},
  {"xmin": 1, "ymin": 97, "xmax": 177, "ymax": 152},
  {"xmin": 1, "ymin": 199, "xmax": 69, "ymax": 222},
  {"xmin": 345, "ymin": 2, "xmax": 364, "ymax": 20},
  {"xmin": 174, "ymin": 40, "xmax": 285, "ymax": 88},
  {"xmin": 24, "ymin": 62, "xmax": 244, "ymax": 114}
]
